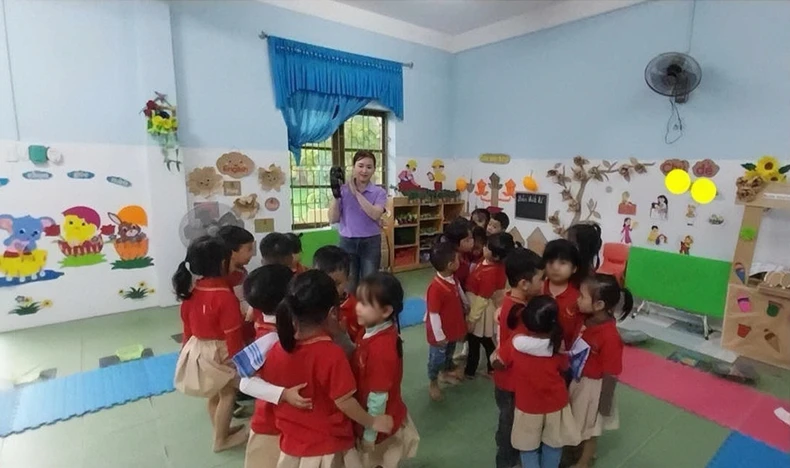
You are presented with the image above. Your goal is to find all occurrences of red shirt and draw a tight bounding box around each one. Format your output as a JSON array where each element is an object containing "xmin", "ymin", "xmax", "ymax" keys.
[
  {"xmin": 351, "ymin": 325, "xmax": 407, "ymax": 444},
  {"xmin": 581, "ymin": 320, "xmax": 624, "ymax": 379},
  {"xmin": 180, "ymin": 278, "xmax": 244, "ymax": 357},
  {"xmin": 425, "ymin": 276, "xmax": 467, "ymax": 345},
  {"xmin": 465, "ymin": 262, "xmax": 507, "ymax": 298},
  {"xmin": 455, "ymin": 256, "xmax": 470, "ymax": 289},
  {"xmin": 493, "ymin": 292, "xmax": 527, "ymax": 392},
  {"xmin": 251, "ymin": 323, "xmax": 279, "ymax": 435},
  {"xmin": 253, "ymin": 311, "xmax": 276, "ymax": 339},
  {"xmin": 262, "ymin": 335, "xmax": 356, "ymax": 456},
  {"xmin": 227, "ymin": 268, "xmax": 247, "ymax": 289},
  {"xmin": 292, "ymin": 263, "xmax": 307, "ymax": 275},
  {"xmin": 500, "ymin": 338, "xmax": 569, "ymax": 414},
  {"xmin": 543, "ymin": 280, "xmax": 582, "ymax": 350},
  {"xmin": 339, "ymin": 294, "xmax": 363, "ymax": 342}
]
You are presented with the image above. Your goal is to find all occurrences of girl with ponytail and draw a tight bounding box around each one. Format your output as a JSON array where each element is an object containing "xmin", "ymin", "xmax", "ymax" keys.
[
  {"xmin": 261, "ymin": 270, "xmax": 394, "ymax": 466},
  {"xmin": 172, "ymin": 236, "xmax": 249, "ymax": 452}
]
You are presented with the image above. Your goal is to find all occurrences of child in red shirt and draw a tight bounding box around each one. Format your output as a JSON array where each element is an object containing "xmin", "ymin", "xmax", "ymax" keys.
[
  {"xmin": 353, "ymin": 273, "xmax": 420, "ymax": 467},
  {"xmin": 499, "ymin": 296, "xmax": 581, "ymax": 468},
  {"xmin": 468, "ymin": 225, "xmax": 487, "ymax": 266},
  {"xmin": 542, "ymin": 239, "xmax": 583, "ymax": 350},
  {"xmin": 313, "ymin": 245, "xmax": 363, "ymax": 343},
  {"xmin": 470, "ymin": 208, "xmax": 490, "ymax": 231},
  {"xmin": 286, "ymin": 232, "xmax": 308, "ymax": 274},
  {"xmin": 425, "ymin": 242, "xmax": 467, "ymax": 401},
  {"xmin": 490, "ymin": 248, "xmax": 545, "ymax": 468},
  {"xmin": 172, "ymin": 236, "xmax": 248, "ymax": 452},
  {"xmin": 565, "ymin": 222, "xmax": 602, "ymax": 282},
  {"xmin": 261, "ymin": 270, "xmax": 393, "ymax": 466},
  {"xmin": 441, "ymin": 217, "xmax": 475, "ymax": 286},
  {"xmin": 464, "ymin": 232, "xmax": 515, "ymax": 379},
  {"xmin": 570, "ymin": 274, "xmax": 632, "ymax": 468},
  {"xmin": 486, "ymin": 211, "xmax": 510, "ymax": 236}
]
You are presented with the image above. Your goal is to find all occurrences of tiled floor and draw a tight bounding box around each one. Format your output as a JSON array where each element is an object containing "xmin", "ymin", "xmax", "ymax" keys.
[{"xmin": 0, "ymin": 269, "xmax": 787, "ymax": 468}]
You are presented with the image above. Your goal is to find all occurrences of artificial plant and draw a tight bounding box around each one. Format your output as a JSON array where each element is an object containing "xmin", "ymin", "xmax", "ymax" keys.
[{"xmin": 142, "ymin": 92, "xmax": 181, "ymax": 171}]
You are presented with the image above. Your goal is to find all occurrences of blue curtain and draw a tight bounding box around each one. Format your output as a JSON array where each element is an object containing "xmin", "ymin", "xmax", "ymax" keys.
[{"xmin": 267, "ymin": 36, "xmax": 404, "ymax": 164}]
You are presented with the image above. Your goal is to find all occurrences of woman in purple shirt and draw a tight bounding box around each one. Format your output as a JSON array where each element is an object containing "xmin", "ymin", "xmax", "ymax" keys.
[{"xmin": 328, "ymin": 151, "xmax": 387, "ymax": 292}]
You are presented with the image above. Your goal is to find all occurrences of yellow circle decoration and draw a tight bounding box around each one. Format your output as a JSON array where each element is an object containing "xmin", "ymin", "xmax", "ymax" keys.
[
  {"xmin": 522, "ymin": 175, "xmax": 538, "ymax": 192},
  {"xmin": 691, "ymin": 177, "xmax": 717, "ymax": 204},
  {"xmin": 665, "ymin": 169, "xmax": 691, "ymax": 195}
]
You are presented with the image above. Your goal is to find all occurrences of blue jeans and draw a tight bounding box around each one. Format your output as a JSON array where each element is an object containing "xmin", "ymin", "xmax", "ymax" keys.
[
  {"xmin": 520, "ymin": 444, "xmax": 562, "ymax": 468},
  {"xmin": 339, "ymin": 234, "xmax": 381, "ymax": 294},
  {"xmin": 427, "ymin": 341, "xmax": 457, "ymax": 381}
]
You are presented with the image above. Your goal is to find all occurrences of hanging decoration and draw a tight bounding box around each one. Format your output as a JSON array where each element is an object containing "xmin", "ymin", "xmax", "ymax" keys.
[
  {"xmin": 49, "ymin": 206, "xmax": 115, "ymax": 267},
  {"xmin": 119, "ymin": 281, "xmax": 155, "ymax": 300},
  {"xmin": 547, "ymin": 156, "xmax": 654, "ymax": 235},
  {"xmin": 108, "ymin": 205, "xmax": 153, "ymax": 270},
  {"xmin": 0, "ymin": 214, "xmax": 64, "ymax": 287},
  {"xmin": 216, "ymin": 151, "xmax": 255, "ymax": 178},
  {"xmin": 106, "ymin": 176, "xmax": 132, "ymax": 187},
  {"xmin": 258, "ymin": 164, "xmax": 286, "ymax": 192},
  {"xmin": 735, "ymin": 155, "xmax": 790, "ymax": 203},
  {"xmin": 142, "ymin": 92, "xmax": 181, "ymax": 171},
  {"xmin": 232, "ymin": 194, "xmax": 260, "ymax": 219},
  {"xmin": 264, "ymin": 197, "xmax": 280, "ymax": 212},
  {"xmin": 187, "ymin": 167, "xmax": 223, "ymax": 197},
  {"xmin": 9, "ymin": 296, "xmax": 53, "ymax": 316},
  {"xmin": 67, "ymin": 171, "xmax": 95, "ymax": 180}
]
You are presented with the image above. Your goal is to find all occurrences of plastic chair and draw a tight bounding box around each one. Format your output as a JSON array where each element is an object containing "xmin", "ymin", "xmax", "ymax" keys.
[{"xmin": 597, "ymin": 243, "xmax": 630, "ymax": 285}]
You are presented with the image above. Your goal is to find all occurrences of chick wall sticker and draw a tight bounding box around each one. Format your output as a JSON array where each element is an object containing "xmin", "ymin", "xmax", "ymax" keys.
[{"xmin": 50, "ymin": 206, "xmax": 115, "ymax": 267}]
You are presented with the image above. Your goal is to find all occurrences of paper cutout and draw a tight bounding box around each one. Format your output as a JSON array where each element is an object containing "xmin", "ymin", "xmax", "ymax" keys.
[
  {"xmin": 232, "ymin": 194, "xmax": 260, "ymax": 219},
  {"xmin": 223, "ymin": 181, "xmax": 242, "ymax": 196},
  {"xmin": 649, "ymin": 195, "xmax": 669, "ymax": 220},
  {"xmin": 708, "ymin": 214, "xmax": 724, "ymax": 225},
  {"xmin": 188, "ymin": 167, "xmax": 223, "ymax": 197},
  {"xmin": 0, "ymin": 213, "xmax": 64, "ymax": 287},
  {"xmin": 108, "ymin": 205, "xmax": 153, "ymax": 270},
  {"xmin": 739, "ymin": 227, "xmax": 757, "ymax": 242},
  {"xmin": 475, "ymin": 173, "xmax": 516, "ymax": 208},
  {"xmin": 685, "ymin": 204, "xmax": 698, "ymax": 226},
  {"xmin": 0, "ymin": 178, "xmax": 7, "ymax": 187},
  {"xmin": 692, "ymin": 159, "xmax": 720, "ymax": 178},
  {"xmin": 22, "ymin": 171, "xmax": 52, "ymax": 180},
  {"xmin": 665, "ymin": 169, "xmax": 691, "ymax": 195},
  {"xmin": 254, "ymin": 218, "xmax": 275, "ymax": 233},
  {"xmin": 119, "ymin": 281, "xmax": 155, "ymax": 300},
  {"xmin": 766, "ymin": 301, "xmax": 782, "ymax": 318},
  {"xmin": 216, "ymin": 151, "xmax": 255, "ymax": 179},
  {"xmin": 732, "ymin": 263, "xmax": 746, "ymax": 284},
  {"xmin": 620, "ymin": 218, "xmax": 636, "ymax": 244},
  {"xmin": 526, "ymin": 228, "xmax": 548, "ymax": 255},
  {"xmin": 660, "ymin": 158, "xmax": 690, "ymax": 175},
  {"xmin": 479, "ymin": 153, "xmax": 511, "ymax": 164},
  {"xmin": 427, "ymin": 159, "xmax": 446, "ymax": 190},
  {"xmin": 617, "ymin": 191, "xmax": 636, "ymax": 215},
  {"xmin": 66, "ymin": 171, "xmax": 94, "ymax": 180},
  {"xmin": 737, "ymin": 323, "xmax": 751, "ymax": 338},
  {"xmin": 455, "ymin": 177, "xmax": 468, "ymax": 192},
  {"xmin": 106, "ymin": 176, "xmax": 132, "ymax": 187},
  {"xmin": 522, "ymin": 172, "xmax": 538, "ymax": 192},
  {"xmin": 53, "ymin": 206, "xmax": 114, "ymax": 267},
  {"xmin": 646, "ymin": 226, "xmax": 668, "ymax": 246},
  {"xmin": 9, "ymin": 296, "xmax": 53, "ymax": 316},
  {"xmin": 737, "ymin": 294, "xmax": 751, "ymax": 312},
  {"xmin": 679, "ymin": 235, "xmax": 693, "ymax": 255},
  {"xmin": 765, "ymin": 330, "xmax": 780, "ymax": 352},
  {"xmin": 398, "ymin": 160, "xmax": 421, "ymax": 192},
  {"xmin": 258, "ymin": 164, "xmax": 286, "ymax": 192},
  {"xmin": 264, "ymin": 197, "xmax": 280, "ymax": 211}
]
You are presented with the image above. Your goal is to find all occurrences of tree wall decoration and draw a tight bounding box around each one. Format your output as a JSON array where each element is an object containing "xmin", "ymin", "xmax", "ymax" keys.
[
  {"xmin": 547, "ymin": 156, "xmax": 654, "ymax": 235},
  {"xmin": 474, "ymin": 173, "xmax": 517, "ymax": 208}
]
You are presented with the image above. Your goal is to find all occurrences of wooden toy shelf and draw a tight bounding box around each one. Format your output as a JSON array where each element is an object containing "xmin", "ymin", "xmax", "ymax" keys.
[{"xmin": 385, "ymin": 197, "xmax": 464, "ymax": 273}]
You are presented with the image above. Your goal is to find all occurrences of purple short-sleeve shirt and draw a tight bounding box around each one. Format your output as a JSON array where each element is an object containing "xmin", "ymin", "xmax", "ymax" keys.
[{"xmin": 338, "ymin": 184, "xmax": 387, "ymax": 238}]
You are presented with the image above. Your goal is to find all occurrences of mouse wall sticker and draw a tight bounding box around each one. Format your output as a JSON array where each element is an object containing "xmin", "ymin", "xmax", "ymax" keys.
[{"xmin": 0, "ymin": 213, "xmax": 64, "ymax": 286}]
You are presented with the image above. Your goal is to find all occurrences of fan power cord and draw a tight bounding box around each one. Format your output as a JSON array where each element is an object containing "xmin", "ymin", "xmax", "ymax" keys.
[{"xmin": 665, "ymin": 98, "xmax": 684, "ymax": 144}]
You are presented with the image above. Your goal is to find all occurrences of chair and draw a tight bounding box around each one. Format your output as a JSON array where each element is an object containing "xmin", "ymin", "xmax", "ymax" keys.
[{"xmin": 597, "ymin": 243, "xmax": 630, "ymax": 285}]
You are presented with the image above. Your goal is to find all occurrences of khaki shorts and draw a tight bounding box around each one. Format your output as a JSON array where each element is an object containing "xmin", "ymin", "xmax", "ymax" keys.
[
  {"xmin": 569, "ymin": 377, "xmax": 620, "ymax": 440},
  {"xmin": 278, "ymin": 449, "xmax": 363, "ymax": 468},
  {"xmin": 173, "ymin": 336, "xmax": 236, "ymax": 398},
  {"xmin": 510, "ymin": 405, "xmax": 581, "ymax": 451},
  {"xmin": 362, "ymin": 414, "xmax": 420, "ymax": 468},
  {"xmin": 245, "ymin": 432, "xmax": 280, "ymax": 468}
]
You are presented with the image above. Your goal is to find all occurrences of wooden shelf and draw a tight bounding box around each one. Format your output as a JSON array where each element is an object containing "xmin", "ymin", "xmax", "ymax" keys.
[
  {"xmin": 392, "ymin": 263, "xmax": 431, "ymax": 273},
  {"xmin": 757, "ymin": 284, "xmax": 790, "ymax": 300},
  {"xmin": 419, "ymin": 217, "xmax": 442, "ymax": 221},
  {"xmin": 394, "ymin": 243, "xmax": 417, "ymax": 249},
  {"xmin": 394, "ymin": 223, "xmax": 418, "ymax": 228}
]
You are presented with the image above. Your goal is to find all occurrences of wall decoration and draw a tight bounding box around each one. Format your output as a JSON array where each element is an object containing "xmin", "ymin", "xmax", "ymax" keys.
[
  {"xmin": 9, "ymin": 296, "xmax": 53, "ymax": 316},
  {"xmin": 679, "ymin": 235, "xmax": 693, "ymax": 255},
  {"xmin": 546, "ymin": 156, "xmax": 653, "ymax": 235},
  {"xmin": 764, "ymin": 330, "xmax": 780, "ymax": 353},
  {"xmin": 690, "ymin": 177, "xmax": 717, "ymax": 204},
  {"xmin": 692, "ymin": 159, "xmax": 720, "ymax": 178},
  {"xmin": 767, "ymin": 301, "xmax": 782, "ymax": 318},
  {"xmin": 0, "ymin": 178, "xmax": 8, "ymax": 187},
  {"xmin": 142, "ymin": 91, "xmax": 181, "ymax": 171},
  {"xmin": 665, "ymin": 168, "xmax": 691, "ymax": 195},
  {"xmin": 646, "ymin": 225, "xmax": 668, "ymax": 245},
  {"xmin": 106, "ymin": 176, "xmax": 132, "ymax": 187},
  {"xmin": 28, "ymin": 145, "xmax": 49, "ymax": 165},
  {"xmin": 258, "ymin": 164, "xmax": 286, "ymax": 192},
  {"xmin": 685, "ymin": 204, "xmax": 698, "ymax": 226},
  {"xmin": 476, "ymin": 173, "xmax": 516, "ymax": 208},
  {"xmin": 264, "ymin": 197, "xmax": 280, "ymax": 212},
  {"xmin": 187, "ymin": 166, "xmax": 223, "ymax": 197},
  {"xmin": 232, "ymin": 194, "xmax": 260, "ymax": 219},
  {"xmin": 216, "ymin": 151, "xmax": 255, "ymax": 179},
  {"xmin": 51, "ymin": 206, "xmax": 115, "ymax": 267},
  {"xmin": 479, "ymin": 153, "xmax": 510, "ymax": 164},
  {"xmin": 522, "ymin": 172, "xmax": 538, "ymax": 192},
  {"xmin": 22, "ymin": 171, "xmax": 53, "ymax": 180},
  {"xmin": 67, "ymin": 171, "xmax": 95, "ymax": 180},
  {"xmin": 515, "ymin": 192, "xmax": 548, "ymax": 221},
  {"xmin": 108, "ymin": 205, "xmax": 153, "ymax": 270},
  {"xmin": 617, "ymin": 191, "xmax": 636, "ymax": 215},
  {"xmin": 736, "ymin": 156, "xmax": 790, "ymax": 203},
  {"xmin": 660, "ymin": 158, "xmax": 690, "ymax": 175},
  {"xmin": 739, "ymin": 227, "xmax": 757, "ymax": 242},
  {"xmin": 733, "ymin": 262, "xmax": 746, "ymax": 284},
  {"xmin": 620, "ymin": 218, "xmax": 637, "ymax": 244},
  {"xmin": 737, "ymin": 323, "xmax": 751, "ymax": 338},
  {"xmin": 223, "ymin": 180, "xmax": 242, "ymax": 197},
  {"xmin": 605, "ymin": 186, "xmax": 613, "ymax": 193},
  {"xmin": 708, "ymin": 214, "xmax": 724, "ymax": 225},
  {"xmin": 427, "ymin": 159, "xmax": 446, "ymax": 190},
  {"xmin": 254, "ymin": 218, "xmax": 275, "ymax": 233},
  {"xmin": 47, "ymin": 148, "xmax": 63, "ymax": 164},
  {"xmin": 737, "ymin": 294, "xmax": 752, "ymax": 313},
  {"xmin": 526, "ymin": 227, "xmax": 548, "ymax": 255},
  {"xmin": 119, "ymin": 281, "xmax": 155, "ymax": 300},
  {"xmin": 0, "ymin": 214, "xmax": 63, "ymax": 287},
  {"xmin": 649, "ymin": 195, "xmax": 669, "ymax": 220},
  {"xmin": 398, "ymin": 160, "xmax": 421, "ymax": 192}
]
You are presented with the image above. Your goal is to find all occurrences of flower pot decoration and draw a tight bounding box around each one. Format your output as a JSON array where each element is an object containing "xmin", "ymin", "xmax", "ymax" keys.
[
  {"xmin": 9, "ymin": 295, "xmax": 53, "ymax": 316},
  {"xmin": 737, "ymin": 156, "xmax": 790, "ymax": 202},
  {"xmin": 143, "ymin": 92, "xmax": 181, "ymax": 171}
]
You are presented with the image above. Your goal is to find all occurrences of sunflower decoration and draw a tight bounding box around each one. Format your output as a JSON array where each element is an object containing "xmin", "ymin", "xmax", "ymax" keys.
[
  {"xmin": 741, "ymin": 155, "xmax": 789, "ymax": 183},
  {"xmin": 141, "ymin": 92, "xmax": 181, "ymax": 171}
]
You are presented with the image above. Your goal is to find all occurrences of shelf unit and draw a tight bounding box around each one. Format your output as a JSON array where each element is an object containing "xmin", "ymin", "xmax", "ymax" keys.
[{"xmin": 386, "ymin": 197, "xmax": 465, "ymax": 273}]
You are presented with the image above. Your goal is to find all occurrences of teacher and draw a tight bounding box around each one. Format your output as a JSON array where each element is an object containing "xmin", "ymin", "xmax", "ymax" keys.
[{"xmin": 328, "ymin": 150, "xmax": 387, "ymax": 292}]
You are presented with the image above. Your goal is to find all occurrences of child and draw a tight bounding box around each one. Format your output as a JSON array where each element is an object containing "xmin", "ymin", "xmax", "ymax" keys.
[
  {"xmin": 491, "ymin": 248, "xmax": 545, "ymax": 468},
  {"xmin": 441, "ymin": 217, "xmax": 475, "ymax": 286},
  {"xmin": 354, "ymin": 273, "xmax": 420, "ymax": 467},
  {"xmin": 565, "ymin": 222, "xmax": 602, "ymax": 281},
  {"xmin": 426, "ymin": 242, "xmax": 468, "ymax": 401},
  {"xmin": 570, "ymin": 274, "xmax": 631, "ymax": 468},
  {"xmin": 261, "ymin": 270, "xmax": 394, "ymax": 466},
  {"xmin": 285, "ymin": 232, "xmax": 307, "ymax": 274},
  {"xmin": 470, "ymin": 208, "xmax": 491, "ymax": 230},
  {"xmin": 172, "ymin": 236, "xmax": 248, "ymax": 452},
  {"xmin": 542, "ymin": 239, "xmax": 583, "ymax": 350},
  {"xmin": 499, "ymin": 296, "xmax": 581, "ymax": 468},
  {"xmin": 464, "ymin": 232, "xmax": 514, "ymax": 379},
  {"xmin": 259, "ymin": 232, "xmax": 295, "ymax": 267},
  {"xmin": 469, "ymin": 225, "xmax": 488, "ymax": 267},
  {"xmin": 313, "ymin": 245, "xmax": 361, "ymax": 343},
  {"xmin": 487, "ymin": 212, "xmax": 510, "ymax": 235}
]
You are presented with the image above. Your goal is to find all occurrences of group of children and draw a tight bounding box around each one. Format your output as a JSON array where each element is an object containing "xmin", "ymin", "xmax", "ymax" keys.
[
  {"xmin": 171, "ymin": 207, "xmax": 631, "ymax": 468},
  {"xmin": 426, "ymin": 210, "xmax": 631, "ymax": 468}
]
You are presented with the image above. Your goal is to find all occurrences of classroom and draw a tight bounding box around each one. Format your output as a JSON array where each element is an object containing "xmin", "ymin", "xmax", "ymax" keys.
[{"xmin": 0, "ymin": 1, "xmax": 788, "ymax": 467}]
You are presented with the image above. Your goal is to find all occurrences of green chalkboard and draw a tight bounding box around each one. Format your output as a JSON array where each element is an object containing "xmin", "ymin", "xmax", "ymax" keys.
[
  {"xmin": 300, "ymin": 228, "xmax": 340, "ymax": 267},
  {"xmin": 625, "ymin": 247, "xmax": 730, "ymax": 317}
]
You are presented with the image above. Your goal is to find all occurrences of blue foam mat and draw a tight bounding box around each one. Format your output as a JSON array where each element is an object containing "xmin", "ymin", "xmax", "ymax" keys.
[
  {"xmin": 707, "ymin": 432, "xmax": 790, "ymax": 468},
  {"xmin": 401, "ymin": 298, "xmax": 426, "ymax": 329},
  {"xmin": 0, "ymin": 353, "xmax": 178, "ymax": 437}
]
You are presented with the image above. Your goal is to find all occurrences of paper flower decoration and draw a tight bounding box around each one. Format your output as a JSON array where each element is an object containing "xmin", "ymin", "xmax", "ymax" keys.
[
  {"xmin": 741, "ymin": 155, "xmax": 789, "ymax": 183},
  {"xmin": 142, "ymin": 92, "xmax": 181, "ymax": 171}
]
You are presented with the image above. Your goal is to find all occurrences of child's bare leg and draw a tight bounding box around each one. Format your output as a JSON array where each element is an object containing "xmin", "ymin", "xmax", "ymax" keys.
[
  {"xmin": 207, "ymin": 394, "xmax": 220, "ymax": 428},
  {"xmin": 213, "ymin": 384, "xmax": 248, "ymax": 452},
  {"xmin": 571, "ymin": 438, "xmax": 597, "ymax": 468}
]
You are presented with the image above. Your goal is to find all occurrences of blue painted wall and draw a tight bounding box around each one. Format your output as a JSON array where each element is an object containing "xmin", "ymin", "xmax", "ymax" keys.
[{"xmin": 452, "ymin": 0, "xmax": 790, "ymax": 160}]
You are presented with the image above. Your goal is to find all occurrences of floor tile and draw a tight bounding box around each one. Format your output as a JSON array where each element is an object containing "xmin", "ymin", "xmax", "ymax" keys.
[
  {"xmin": 0, "ymin": 417, "xmax": 85, "ymax": 468},
  {"xmin": 82, "ymin": 420, "xmax": 166, "ymax": 467},
  {"xmin": 80, "ymin": 399, "xmax": 158, "ymax": 437}
]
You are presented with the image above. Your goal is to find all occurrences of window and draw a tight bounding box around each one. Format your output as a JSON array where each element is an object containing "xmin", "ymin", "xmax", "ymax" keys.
[{"xmin": 290, "ymin": 110, "xmax": 388, "ymax": 230}]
